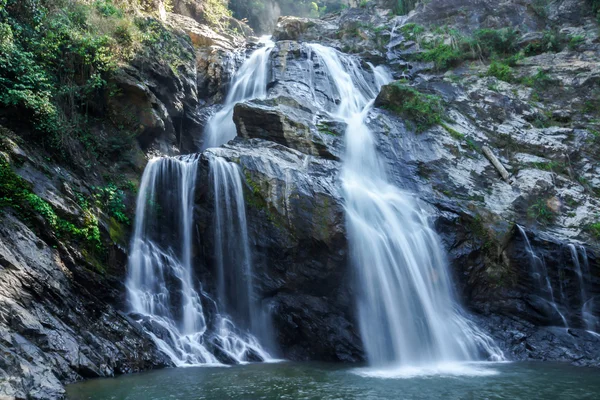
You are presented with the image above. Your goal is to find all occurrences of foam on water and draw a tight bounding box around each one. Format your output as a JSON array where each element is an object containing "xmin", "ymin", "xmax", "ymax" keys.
[{"xmin": 353, "ymin": 362, "xmax": 502, "ymax": 379}]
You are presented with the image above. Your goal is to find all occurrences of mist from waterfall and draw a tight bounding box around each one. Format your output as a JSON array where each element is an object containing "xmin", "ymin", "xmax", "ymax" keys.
[
  {"xmin": 126, "ymin": 155, "xmax": 270, "ymax": 366},
  {"xmin": 203, "ymin": 37, "xmax": 275, "ymax": 149},
  {"xmin": 308, "ymin": 43, "xmax": 503, "ymax": 371}
]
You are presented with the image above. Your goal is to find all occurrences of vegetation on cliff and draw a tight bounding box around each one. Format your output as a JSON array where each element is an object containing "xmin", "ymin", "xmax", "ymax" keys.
[
  {"xmin": 0, "ymin": 0, "xmax": 190, "ymax": 270},
  {"xmin": 0, "ymin": 0, "xmax": 190, "ymax": 165}
]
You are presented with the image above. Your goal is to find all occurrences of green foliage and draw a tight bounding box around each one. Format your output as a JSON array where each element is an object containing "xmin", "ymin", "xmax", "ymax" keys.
[
  {"xmin": 410, "ymin": 23, "xmax": 574, "ymax": 75},
  {"xmin": 0, "ymin": 0, "xmax": 193, "ymax": 167},
  {"xmin": 531, "ymin": 0, "xmax": 549, "ymax": 18},
  {"xmin": 468, "ymin": 214, "xmax": 495, "ymax": 250},
  {"xmin": 530, "ymin": 160, "xmax": 570, "ymax": 175},
  {"xmin": 381, "ymin": 82, "xmax": 445, "ymax": 132},
  {"xmin": 394, "ymin": 0, "xmax": 418, "ymax": 16},
  {"xmin": 202, "ymin": 0, "xmax": 232, "ymax": 28},
  {"xmin": 465, "ymin": 137, "xmax": 479, "ymax": 152},
  {"xmin": 317, "ymin": 122, "xmax": 339, "ymax": 136},
  {"xmin": 591, "ymin": 0, "xmax": 600, "ymax": 20},
  {"xmin": 487, "ymin": 60, "xmax": 514, "ymax": 82},
  {"xmin": 93, "ymin": 182, "xmax": 129, "ymax": 224},
  {"xmin": 0, "ymin": 0, "xmax": 137, "ymax": 162},
  {"xmin": 441, "ymin": 123, "xmax": 464, "ymax": 140},
  {"xmin": 418, "ymin": 42, "xmax": 465, "ymax": 70},
  {"xmin": 522, "ymin": 68, "xmax": 553, "ymax": 89},
  {"xmin": 416, "ymin": 27, "xmax": 519, "ymax": 71},
  {"xmin": 586, "ymin": 221, "xmax": 600, "ymax": 239},
  {"xmin": 399, "ymin": 23, "xmax": 424, "ymax": 38},
  {"xmin": 528, "ymin": 198, "xmax": 555, "ymax": 225},
  {"xmin": 0, "ymin": 156, "xmax": 102, "ymax": 251},
  {"xmin": 472, "ymin": 28, "xmax": 519, "ymax": 56},
  {"xmin": 568, "ymin": 34, "xmax": 585, "ymax": 50},
  {"xmin": 95, "ymin": 0, "xmax": 122, "ymax": 17},
  {"xmin": 523, "ymin": 30, "xmax": 566, "ymax": 56}
]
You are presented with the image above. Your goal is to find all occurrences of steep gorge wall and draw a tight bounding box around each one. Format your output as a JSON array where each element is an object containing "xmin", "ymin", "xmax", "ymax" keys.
[{"xmin": 2, "ymin": 0, "xmax": 600, "ymax": 398}]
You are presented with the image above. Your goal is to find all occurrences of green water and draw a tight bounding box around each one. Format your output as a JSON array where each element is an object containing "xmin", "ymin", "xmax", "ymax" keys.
[{"xmin": 66, "ymin": 361, "xmax": 600, "ymax": 400}]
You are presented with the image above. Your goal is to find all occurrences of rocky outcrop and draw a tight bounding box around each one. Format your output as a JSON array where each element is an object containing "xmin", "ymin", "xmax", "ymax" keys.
[
  {"xmin": 0, "ymin": 142, "xmax": 171, "ymax": 398},
  {"xmin": 233, "ymin": 97, "xmax": 343, "ymax": 160},
  {"xmin": 167, "ymin": 13, "xmax": 242, "ymax": 50},
  {"xmin": 194, "ymin": 139, "xmax": 362, "ymax": 362}
]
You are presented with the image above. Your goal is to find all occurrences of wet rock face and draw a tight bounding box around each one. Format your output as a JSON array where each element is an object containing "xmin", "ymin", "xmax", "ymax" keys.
[
  {"xmin": 194, "ymin": 139, "xmax": 363, "ymax": 362},
  {"xmin": 0, "ymin": 214, "xmax": 171, "ymax": 399},
  {"xmin": 233, "ymin": 97, "xmax": 344, "ymax": 160}
]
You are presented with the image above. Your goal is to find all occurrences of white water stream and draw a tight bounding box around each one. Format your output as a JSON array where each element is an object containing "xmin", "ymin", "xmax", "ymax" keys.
[
  {"xmin": 569, "ymin": 244, "xmax": 598, "ymax": 332},
  {"xmin": 517, "ymin": 225, "xmax": 569, "ymax": 328},
  {"xmin": 308, "ymin": 44, "xmax": 503, "ymax": 371},
  {"xmin": 126, "ymin": 155, "xmax": 269, "ymax": 366},
  {"xmin": 203, "ymin": 37, "xmax": 275, "ymax": 149}
]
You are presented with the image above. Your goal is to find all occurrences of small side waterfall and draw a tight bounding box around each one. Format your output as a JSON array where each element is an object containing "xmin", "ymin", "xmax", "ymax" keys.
[
  {"xmin": 569, "ymin": 244, "xmax": 598, "ymax": 332},
  {"xmin": 516, "ymin": 225, "xmax": 568, "ymax": 327},
  {"xmin": 308, "ymin": 44, "xmax": 502, "ymax": 371},
  {"xmin": 210, "ymin": 156, "xmax": 274, "ymax": 349},
  {"xmin": 127, "ymin": 155, "xmax": 269, "ymax": 366},
  {"xmin": 203, "ymin": 37, "xmax": 275, "ymax": 149}
]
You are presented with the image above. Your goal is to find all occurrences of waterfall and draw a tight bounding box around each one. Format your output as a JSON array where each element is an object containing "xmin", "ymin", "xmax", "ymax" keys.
[
  {"xmin": 126, "ymin": 155, "xmax": 269, "ymax": 366},
  {"xmin": 210, "ymin": 156, "xmax": 274, "ymax": 350},
  {"xmin": 516, "ymin": 225, "xmax": 568, "ymax": 327},
  {"xmin": 203, "ymin": 37, "xmax": 275, "ymax": 149},
  {"xmin": 569, "ymin": 244, "xmax": 598, "ymax": 332},
  {"xmin": 308, "ymin": 44, "xmax": 503, "ymax": 370}
]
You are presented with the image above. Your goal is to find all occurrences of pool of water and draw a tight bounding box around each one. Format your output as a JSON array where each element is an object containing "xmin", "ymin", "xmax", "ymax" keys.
[{"xmin": 66, "ymin": 361, "xmax": 600, "ymax": 400}]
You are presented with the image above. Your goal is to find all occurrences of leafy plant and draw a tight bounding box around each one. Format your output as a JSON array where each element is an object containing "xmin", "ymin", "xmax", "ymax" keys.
[
  {"xmin": 487, "ymin": 60, "xmax": 514, "ymax": 82},
  {"xmin": 473, "ymin": 28, "xmax": 519, "ymax": 57},
  {"xmin": 379, "ymin": 82, "xmax": 445, "ymax": 132},
  {"xmin": 394, "ymin": 0, "xmax": 418, "ymax": 15},
  {"xmin": 0, "ymin": 156, "xmax": 102, "ymax": 251},
  {"xmin": 418, "ymin": 42, "xmax": 465, "ymax": 70},
  {"xmin": 586, "ymin": 221, "xmax": 600, "ymax": 239},
  {"xmin": 94, "ymin": 183, "xmax": 129, "ymax": 224},
  {"xmin": 568, "ymin": 34, "xmax": 585, "ymax": 50},
  {"xmin": 521, "ymin": 68, "xmax": 553, "ymax": 90},
  {"xmin": 523, "ymin": 30, "xmax": 566, "ymax": 56},
  {"xmin": 528, "ymin": 198, "xmax": 555, "ymax": 225}
]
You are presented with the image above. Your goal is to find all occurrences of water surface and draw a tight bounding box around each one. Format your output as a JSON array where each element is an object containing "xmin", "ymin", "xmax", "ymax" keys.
[{"xmin": 67, "ymin": 362, "xmax": 600, "ymax": 399}]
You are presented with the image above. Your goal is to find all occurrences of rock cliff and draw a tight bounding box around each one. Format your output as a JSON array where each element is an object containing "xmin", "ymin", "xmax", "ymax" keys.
[{"xmin": 1, "ymin": 0, "xmax": 600, "ymax": 398}]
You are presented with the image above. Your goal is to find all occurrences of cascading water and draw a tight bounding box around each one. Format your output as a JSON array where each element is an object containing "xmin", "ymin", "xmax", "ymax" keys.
[
  {"xmin": 516, "ymin": 225, "xmax": 568, "ymax": 327},
  {"xmin": 569, "ymin": 244, "xmax": 598, "ymax": 332},
  {"xmin": 126, "ymin": 155, "xmax": 269, "ymax": 366},
  {"xmin": 203, "ymin": 37, "xmax": 275, "ymax": 149},
  {"xmin": 308, "ymin": 44, "xmax": 503, "ymax": 371},
  {"xmin": 210, "ymin": 156, "xmax": 274, "ymax": 350}
]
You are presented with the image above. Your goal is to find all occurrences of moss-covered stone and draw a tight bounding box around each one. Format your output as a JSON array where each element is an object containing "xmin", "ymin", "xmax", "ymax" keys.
[{"xmin": 375, "ymin": 82, "xmax": 444, "ymax": 132}]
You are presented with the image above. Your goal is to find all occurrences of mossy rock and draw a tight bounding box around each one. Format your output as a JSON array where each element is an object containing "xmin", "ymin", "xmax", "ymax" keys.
[
  {"xmin": 108, "ymin": 216, "xmax": 128, "ymax": 246},
  {"xmin": 375, "ymin": 82, "xmax": 444, "ymax": 132}
]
